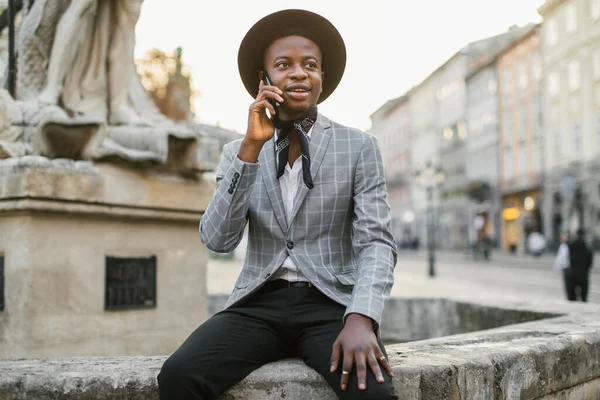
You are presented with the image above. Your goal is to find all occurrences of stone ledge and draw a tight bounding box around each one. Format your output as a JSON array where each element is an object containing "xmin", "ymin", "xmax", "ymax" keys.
[
  {"xmin": 0, "ymin": 198, "xmax": 203, "ymax": 222},
  {"xmin": 1, "ymin": 297, "xmax": 599, "ymax": 400},
  {"xmin": 0, "ymin": 156, "xmax": 214, "ymax": 215}
]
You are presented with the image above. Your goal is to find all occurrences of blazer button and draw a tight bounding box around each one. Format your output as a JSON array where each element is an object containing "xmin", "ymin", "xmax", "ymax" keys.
[
  {"xmin": 287, "ymin": 241, "xmax": 294, "ymax": 249},
  {"xmin": 228, "ymin": 188, "xmax": 234, "ymax": 194},
  {"xmin": 230, "ymin": 182, "xmax": 236, "ymax": 189},
  {"xmin": 232, "ymin": 176, "xmax": 238, "ymax": 183},
  {"xmin": 234, "ymin": 172, "xmax": 240, "ymax": 178}
]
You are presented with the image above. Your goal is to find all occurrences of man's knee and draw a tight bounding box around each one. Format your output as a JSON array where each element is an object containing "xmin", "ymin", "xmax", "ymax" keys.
[{"xmin": 158, "ymin": 355, "xmax": 203, "ymax": 392}]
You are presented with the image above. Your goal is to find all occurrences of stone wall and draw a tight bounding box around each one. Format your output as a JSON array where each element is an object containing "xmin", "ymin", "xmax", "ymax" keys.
[{"xmin": 0, "ymin": 157, "xmax": 214, "ymax": 357}]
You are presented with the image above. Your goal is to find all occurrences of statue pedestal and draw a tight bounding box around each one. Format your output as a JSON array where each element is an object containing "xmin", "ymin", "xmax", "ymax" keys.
[{"xmin": 0, "ymin": 156, "xmax": 215, "ymax": 357}]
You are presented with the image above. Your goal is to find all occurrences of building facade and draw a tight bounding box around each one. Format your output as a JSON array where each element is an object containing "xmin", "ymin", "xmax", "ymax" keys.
[
  {"xmin": 539, "ymin": 0, "xmax": 600, "ymax": 250},
  {"xmin": 497, "ymin": 27, "xmax": 544, "ymax": 253},
  {"xmin": 369, "ymin": 96, "xmax": 414, "ymax": 246},
  {"xmin": 409, "ymin": 75, "xmax": 441, "ymax": 250},
  {"xmin": 465, "ymin": 62, "xmax": 502, "ymax": 246},
  {"xmin": 436, "ymin": 53, "xmax": 470, "ymax": 250},
  {"xmin": 0, "ymin": 1, "xmax": 7, "ymax": 80},
  {"xmin": 435, "ymin": 29, "xmax": 529, "ymax": 250}
]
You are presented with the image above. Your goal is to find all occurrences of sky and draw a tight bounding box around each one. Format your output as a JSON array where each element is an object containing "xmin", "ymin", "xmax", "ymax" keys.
[{"xmin": 134, "ymin": 1, "xmax": 545, "ymax": 134}]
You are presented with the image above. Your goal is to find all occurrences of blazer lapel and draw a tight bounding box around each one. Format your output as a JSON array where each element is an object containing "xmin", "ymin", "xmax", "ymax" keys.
[
  {"xmin": 289, "ymin": 114, "xmax": 332, "ymax": 224},
  {"xmin": 259, "ymin": 138, "xmax": 288, "ymax": 233}
]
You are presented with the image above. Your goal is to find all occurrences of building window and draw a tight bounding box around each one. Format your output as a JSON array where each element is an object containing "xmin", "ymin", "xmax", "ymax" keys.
[
  {"xmin": 533, "ymin": 137, "xmax": 542, "ymax": 172},
  {"xmin": 570, "ymin": 95, "xmax": 580, "ymax": 114},
  {"xmin": 593, "ymin": 50, "xmax": 600, "ymax": 81},
  {"xmin": 505, "ymin": 148, "xmax": 514, "ymax": 180},
  {"xmin": 105, "ymin": 256, "xmax": 157, "ymax": 311},
  {"xmin": 457, "ymin": 120, "xmax": 468, "ymax": 139},
  {"xmin": 518, "ymin": 62, "xmax": 529, "ymax": 90},
  {"xmin": 502, "ymin": 68, "xmax": 513, "ymax": 96},
  {"xmin": 518, "ymin": 147, "xmax": 528, "ymax": 178},
  {"xmin": 443, "ymin": 127, "xmax": 453, "ymax": 140},
  {"xmin": 548, "ymin": 72, "xmax": 560, "ymax": 97},
  {"xmin": 0, "ymin": 256, "xmax": 3, "ymax": 312},
  {"xmin": 566, "ymin": 3, "xmax": 578, "ymax": 34},
  {"xmin": 546, "ymin": 17, "xmax": 558, "ymax": 47},
  {"xmin": 532, "ymin": 54, "xmax": 542, "ymax": 83},
  {"xmin": 592, "ymin": 0, "xmax": 600, "ymax": 20},
  {"xmin": 574, "ymin": 123, "xmax": 582, "ymax": 155},
  {"xmin": 568, "ymin": 60, "xmax": 580, "ymax": 91},
  {"xmin": 488, "ymin": 79, "xmax": 498, "ymax": 94},
  {"xmin": 553, "ymin": 130, "xmax": 561, "ymax": 164},
  {"xmin": 596, "ymin": 113, "xmax": 600, "ymax": 144},
  {"xmin": 519, "ymin": 107, "xmax": 528, "ymax": 142}
]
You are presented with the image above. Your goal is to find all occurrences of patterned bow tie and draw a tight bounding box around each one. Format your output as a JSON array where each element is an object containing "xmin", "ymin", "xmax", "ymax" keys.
[{"xmin": 274, "ymin": 106, "xmax": 317, "ymax": 189}]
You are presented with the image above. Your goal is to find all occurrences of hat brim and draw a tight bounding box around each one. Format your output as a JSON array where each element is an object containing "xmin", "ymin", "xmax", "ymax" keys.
[{"xmin": 238, "ymin": 9, "xmax": 346, "ymax": 104}]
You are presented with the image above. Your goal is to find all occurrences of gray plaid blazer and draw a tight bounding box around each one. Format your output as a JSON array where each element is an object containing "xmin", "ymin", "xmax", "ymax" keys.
[{"xmin": 200, "ymin": 113, "xmax": 397, "ymax": 326}]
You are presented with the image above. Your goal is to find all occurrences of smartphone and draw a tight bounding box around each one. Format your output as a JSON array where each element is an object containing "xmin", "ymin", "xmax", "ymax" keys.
[{"xmin": 262, "ymin": 72, "xmax": 280, "ymax": 120}]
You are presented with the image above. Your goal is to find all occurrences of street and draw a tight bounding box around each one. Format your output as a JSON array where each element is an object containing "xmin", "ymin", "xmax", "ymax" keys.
[
  {"xmin": 392, "ymin": 250, "xmax": 599, "ymax": 304},
  {"xmin": 208, "ymin": 251, "xmax": 599, "ymax": 304}
]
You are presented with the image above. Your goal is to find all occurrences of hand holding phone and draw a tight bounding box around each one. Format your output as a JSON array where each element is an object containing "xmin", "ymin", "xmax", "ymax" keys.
[{"xmin": 262, "ymin": 72, "xmax": 280, "ymax": 121}]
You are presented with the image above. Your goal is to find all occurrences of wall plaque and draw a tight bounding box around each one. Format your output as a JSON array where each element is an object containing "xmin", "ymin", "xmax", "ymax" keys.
[{"xmin": 105, "ymin": 256, "xmax": 156, "ymax": 311}]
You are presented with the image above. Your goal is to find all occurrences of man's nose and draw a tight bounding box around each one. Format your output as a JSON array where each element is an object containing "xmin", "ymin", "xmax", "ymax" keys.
[{"xmin": 289, "ymin": 65, "xmax": 308, "ymax": 79}]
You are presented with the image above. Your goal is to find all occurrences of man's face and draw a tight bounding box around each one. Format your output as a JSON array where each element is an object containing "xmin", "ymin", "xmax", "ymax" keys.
[{"xmin": 263, "ymin": 35, "xmax": 324, "ymax": 120}]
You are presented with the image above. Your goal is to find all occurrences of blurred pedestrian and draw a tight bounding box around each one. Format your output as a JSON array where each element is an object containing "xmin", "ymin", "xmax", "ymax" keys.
[
  {"xmin": 556, "ymin": 229, "xmax": 594, "ymax": 302},
  {"xmin": 554, "ymin": 232, "xmax": 570, "ymax": 299}
]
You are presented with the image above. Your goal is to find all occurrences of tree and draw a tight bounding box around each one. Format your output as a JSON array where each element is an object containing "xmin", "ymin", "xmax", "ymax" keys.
[{"xmin": 136, "ymin": 47, "xmax": 199, "ymax": 122}]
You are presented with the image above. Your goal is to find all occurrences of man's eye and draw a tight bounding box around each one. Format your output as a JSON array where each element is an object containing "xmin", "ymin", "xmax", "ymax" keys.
[
  {"xmin": 306, "ymin": 63, "xmax": 317, "ymax": 68},
  {"xmin": 277, "ymin": 62, "xmax": 289, "ymax": 68}
]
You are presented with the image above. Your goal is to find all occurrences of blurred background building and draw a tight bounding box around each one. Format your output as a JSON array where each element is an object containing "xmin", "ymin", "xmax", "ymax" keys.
[
  {"xmin": 0, "ymin": 0, "xmax": 7, "ymax": 79},
  {"xmin": 369, "ymin": 95, "xmax": 414, "ymax": 247},
  {"xmin": 497, "ymin": 25, "xmax": 544, "ymax": 254},
  {"xmin": 539, "ymin": 0, "xmax": 600, "ymax": 251},
  {"xmin": 370, "ymin": 0, "xmax": 600, "ymax": 255}
]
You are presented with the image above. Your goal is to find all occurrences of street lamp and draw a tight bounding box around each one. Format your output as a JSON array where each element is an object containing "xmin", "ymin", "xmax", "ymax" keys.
[{"xmin": 415, "ymin": 161, "xmax": 446, "ymax": 277}]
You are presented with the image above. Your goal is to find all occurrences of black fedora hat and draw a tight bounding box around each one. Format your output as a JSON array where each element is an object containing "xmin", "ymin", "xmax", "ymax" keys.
[{"xmin": 238, "ymin": 9, "xmax": 346, "ymax": 104}]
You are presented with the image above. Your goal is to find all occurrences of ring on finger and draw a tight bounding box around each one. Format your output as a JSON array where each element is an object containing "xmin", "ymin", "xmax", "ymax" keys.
[
  {"xmin": 379, "ymin": 356, "xmax": 387, "ymax": 362},
  {"xmin": 342, "ymin": 371, "xmax": 350, "ymax": 375}
]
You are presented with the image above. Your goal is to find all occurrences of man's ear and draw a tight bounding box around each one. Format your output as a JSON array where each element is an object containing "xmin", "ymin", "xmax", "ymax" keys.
[{"xmin": 320, "ymin": 72, "xmax": 324, "ymax": 94}]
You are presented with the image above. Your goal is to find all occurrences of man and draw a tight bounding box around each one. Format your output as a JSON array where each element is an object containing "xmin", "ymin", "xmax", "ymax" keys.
[
  {"xmin": 158, "ymin": 9, "xmax": 398, "ymax": 400},
  {"xmin": 565, "ymin": 228, "xmax": 594, "ymax": 302}
]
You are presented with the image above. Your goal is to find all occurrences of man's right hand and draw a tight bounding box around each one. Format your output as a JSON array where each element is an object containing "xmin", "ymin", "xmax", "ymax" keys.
[{"xmin": 238, "ymin": 80, "xmax": 284, "ymax": 163}]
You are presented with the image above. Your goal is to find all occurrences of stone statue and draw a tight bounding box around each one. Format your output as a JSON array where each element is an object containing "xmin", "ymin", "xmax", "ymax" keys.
[
  {"xmin": 15, "ymin": 0, "xmax": 166, "ymax": 124},
  {"xmin": 0, "ymin": 0, "xmax": 223, "ymax": 174},
  {"xmin": 37, "ymin": 0, "xmax": 149, "ymax": 125}
]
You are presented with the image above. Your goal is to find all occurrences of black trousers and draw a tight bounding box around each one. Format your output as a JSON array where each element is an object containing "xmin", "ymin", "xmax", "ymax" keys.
[
  {"xmin": 158, "ymin": 282, "xmax": 397, "ymax": 399},
  {"xmin": 563, "ymin": 269, "xmax": 589, "ymax": 302}
]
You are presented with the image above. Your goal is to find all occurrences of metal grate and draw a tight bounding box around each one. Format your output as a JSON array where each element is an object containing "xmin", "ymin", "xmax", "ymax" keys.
[
  {"xmin": 0, "ymin": 256, "xmax": 4, "ymax": 312},
  {"xmin": 105, "ymin": 256, "xmax": 156, "ymax": 311}
]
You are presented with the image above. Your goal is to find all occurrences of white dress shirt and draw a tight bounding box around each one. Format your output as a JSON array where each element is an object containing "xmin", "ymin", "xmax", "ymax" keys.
[
  {"xmin": 269, "ymin": 127, "xmax": 312, "ymax": 283},
  {"xmin": 554, "ymin": 242, "xmax": 570, "ymax": 272}
]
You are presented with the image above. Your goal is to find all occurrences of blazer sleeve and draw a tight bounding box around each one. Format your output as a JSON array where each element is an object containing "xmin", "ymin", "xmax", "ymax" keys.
[
  {"xmin": 199, "ymin": 141, "xmax": 260, "ymax": 253},
  {"xmin": 344, "ymin": 134, "xmax": 398, "ymax": 326}
]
